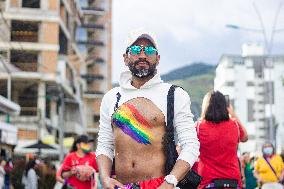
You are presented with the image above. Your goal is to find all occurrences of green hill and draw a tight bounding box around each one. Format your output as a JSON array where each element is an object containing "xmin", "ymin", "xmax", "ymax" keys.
[
  {"xmin": 162, "ymin": 63, "xmax": 215, "ymax": 120},
  {"xmin": 161, "ymin": 62, "xmax": 215, "ymax": 81}
]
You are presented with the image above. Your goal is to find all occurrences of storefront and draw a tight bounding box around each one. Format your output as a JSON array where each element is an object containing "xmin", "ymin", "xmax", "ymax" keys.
[{"xmin": 0, "ymin": 95, "xmax": 20, "ymax": 159}]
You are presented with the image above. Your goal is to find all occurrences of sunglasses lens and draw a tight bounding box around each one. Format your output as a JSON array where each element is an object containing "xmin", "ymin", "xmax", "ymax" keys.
[
  {"xmin": 130, "ymin": 46, "xmax": 141, "ymax": 55},
  {"xmin": 144, "ymin": 46, "xmax": 157, "ymax": 55}
]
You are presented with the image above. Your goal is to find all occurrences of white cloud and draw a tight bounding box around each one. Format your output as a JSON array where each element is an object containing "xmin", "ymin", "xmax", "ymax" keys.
[{"xmin": 112, "ymin": 0, "xmax": 284, "ymax": 82}]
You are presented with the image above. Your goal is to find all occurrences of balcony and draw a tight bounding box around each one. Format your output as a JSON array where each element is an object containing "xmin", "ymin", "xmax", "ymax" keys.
[
  {"xmin": 10, "ymin": 50, "xmax": 38, "ymax": 72},
  {"xmin": 77, "ymin": 40, "xmax": 104, "ymax": 46},
  {"xmin": 81, "ymin": 6, "xmax": 105, "ymax": 15},
  {"xmin": 86, "ymin": 57, "xmax": 105, "ymax": 67},
  {"xmin": 11, "ymin": 62, "xmax": 37, "ymax": 72},
  {"xmin": 81, "ymin": 24, "xmax": 104, "ymax": 30},
  {"xmin": 81, "ymin": 74, "xmax": 104, "ymax": 82}
]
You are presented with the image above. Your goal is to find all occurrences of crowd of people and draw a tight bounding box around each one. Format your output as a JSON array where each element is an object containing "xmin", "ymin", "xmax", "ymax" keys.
[
  {"xmin": 57, "ymin": 29, "xmax": 284, "ymax": 189},
  {"xmin": 2, "ymin": 29, "xmax": 284, "ymax": 189}
]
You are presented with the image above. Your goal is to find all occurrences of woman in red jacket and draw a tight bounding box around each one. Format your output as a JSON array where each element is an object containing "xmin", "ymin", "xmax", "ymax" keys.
[{"xmin": 196, "ymin": 91, "xmax": 248, "ymax": 189}]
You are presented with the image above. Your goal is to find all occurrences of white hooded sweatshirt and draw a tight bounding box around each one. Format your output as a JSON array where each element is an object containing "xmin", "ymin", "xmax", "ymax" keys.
[{"xmin": 96, "ymin": 71, "xmax": 200, "ymax": 167}]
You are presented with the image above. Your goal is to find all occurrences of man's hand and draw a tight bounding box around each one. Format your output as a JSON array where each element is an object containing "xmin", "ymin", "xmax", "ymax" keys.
[
  {"xmin": 101, "ymin": 177, "xmax": 125, "ymax": 189},
  {"xmin": 157, "ymin": 181, "xmax": 174, "ymax": 189}
]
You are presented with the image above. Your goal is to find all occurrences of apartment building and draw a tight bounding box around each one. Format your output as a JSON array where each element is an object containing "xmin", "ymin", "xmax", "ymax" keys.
[
  {"xmin": 79, "ymin": 0, "xmax": 112, "ymax": 144},
  {"xmin": 0, "ymin": 0, "xmax": 112, "ymax": 155},
  {"xmin": 214, "ymin": 44, "xmax": 284, "ymax": 153}
]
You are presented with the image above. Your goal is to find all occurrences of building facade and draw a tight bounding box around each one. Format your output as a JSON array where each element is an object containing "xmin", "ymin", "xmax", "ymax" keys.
[
  {"xmin": 0, "ymin": 0, "xmax": 112, "ymax": 156},
  {"xmin": 214, "ymin": 44, "xmax": 284, "ymax": 153}
]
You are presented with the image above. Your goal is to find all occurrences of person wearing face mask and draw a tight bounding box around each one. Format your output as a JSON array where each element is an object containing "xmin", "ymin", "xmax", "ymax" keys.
[
  {"xmin": 61, "ymin": 134, "xmax": 98, "ymax": 189},
  {"xmin": 254, "ymin": 142, "xmax": 284, "ymax": 189}
]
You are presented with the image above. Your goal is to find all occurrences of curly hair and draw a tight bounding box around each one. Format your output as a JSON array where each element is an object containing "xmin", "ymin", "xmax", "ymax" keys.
[{"xmin": 203, "ymin": 91, "xmax": 229, "ymax": 123}]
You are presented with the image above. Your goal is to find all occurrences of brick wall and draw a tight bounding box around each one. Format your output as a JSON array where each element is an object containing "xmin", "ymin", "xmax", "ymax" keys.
[
  {"xmin": 49, "ymin": 0, "xmax": 59, "ymax": 11},
  {"xmin": 42, "ymin": 22, "xmax": 59, "ymax": 44},
  {"xmin": 10, "ymin": 0, "xmax": 19, "ymax": 7},
  {"xmin": 41, "ymin": 51, "xmax": 58, "ymax": 73},
  {"xmin": 18, "ymin": 129, "xmax": 38, "ymax": 140}
]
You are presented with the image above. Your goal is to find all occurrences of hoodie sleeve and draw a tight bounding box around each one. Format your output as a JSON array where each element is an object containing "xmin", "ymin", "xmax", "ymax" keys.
[
  {"xmin": 96, "ymin": 92, "xmax": 115, "ymax": 161},
  {"xmin": 174, "ymin": 88, "xmax": 200, "ymax": 167}
]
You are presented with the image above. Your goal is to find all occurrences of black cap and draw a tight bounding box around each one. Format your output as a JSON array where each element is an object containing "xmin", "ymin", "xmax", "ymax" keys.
[{"xmin": 75, "ymin": 134, "xmax": 94, "ymax": 144}]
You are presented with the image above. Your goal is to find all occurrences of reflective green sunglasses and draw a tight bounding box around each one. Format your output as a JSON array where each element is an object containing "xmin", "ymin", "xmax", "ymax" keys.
[{"xmin": 128, "ymin": 45, "xmax": 158, "ymax": 56}]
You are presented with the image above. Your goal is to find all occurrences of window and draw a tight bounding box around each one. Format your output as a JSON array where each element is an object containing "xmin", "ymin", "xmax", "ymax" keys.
[
  {"xmin": 59, "ymin": 29, "xmax": 68, "ymax": 55},
  {"xmin": 247, "ymin": 99, "xmax": 254, "ymax": 122},
  {"xmin": 11, "ymin": 21, "xmax": 39, "ymax": 42},
  {"xmin": 264, "ymin": 81, "xmax": 274, "ymax": 104},
  {"xmin": 76, "ymin": 27, "xmax": 87, "ymax": 54},
  {"xmin": 0, "ymin": 80, "xmax": 7, "ymax": 97},
  {"xmin": 0, "ymin": 50, "xmax": 8, "ymax": 60},
  {"xmin": 247, "ymin": 82, "xmax": 254, "ymax": 86},
  {"xmin": 22, "ymin": 0, "xmax": 40, "ymax": 8},
  {"xmin": 93, "ymin": 115, "xmax": 100, "ymax": 122},
  {"xmin": 225, "ymin": 81, "xmax": 234, "ymax": 87}
]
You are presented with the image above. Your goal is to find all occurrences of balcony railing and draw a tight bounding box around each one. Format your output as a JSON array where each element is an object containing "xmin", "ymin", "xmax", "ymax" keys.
[
  {"xmin": 81, "ymin": 74, "xmax": 104, "ymax": 82},
  {"xmin": 84, "ymin": 90, "xmax": 104, "ymax": 95},
  {"xmin": 77, "ymin": 40, "xmax": 104, "ymax": 46},
  {"xmin": 82, "ymin": 6, "xmax": 104, "ymax": 11},
  {"xmin": 87, "ymin": 57, "xmax": 105, "ymax": 67},
  {"xmin": 81, "ymin": 24, "xmax": 104, "ymax": 30}
]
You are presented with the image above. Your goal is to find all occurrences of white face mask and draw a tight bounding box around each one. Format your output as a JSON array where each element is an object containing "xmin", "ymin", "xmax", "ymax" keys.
[{"xmin": 263, "ymin": 147, "xmax": 273, "ymax": 155}]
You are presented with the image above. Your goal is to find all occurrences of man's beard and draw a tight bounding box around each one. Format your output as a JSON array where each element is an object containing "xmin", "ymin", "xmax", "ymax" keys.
[{"xmin": 128, "ymin": 59, "xmax": 157, "ymax": 78}]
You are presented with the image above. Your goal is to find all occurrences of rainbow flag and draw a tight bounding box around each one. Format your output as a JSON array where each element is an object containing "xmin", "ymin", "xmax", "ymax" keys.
[{"xmin": 112, "ymin": 103, "xmax": 153, "ymax": 144}]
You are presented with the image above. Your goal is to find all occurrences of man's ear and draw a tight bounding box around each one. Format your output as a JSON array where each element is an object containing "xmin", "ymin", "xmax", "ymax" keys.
[
  {"xmin": 156, "ymin": 54, "xmax": 160, "ymax": 66},
  {"xmin": 123, "ymin": 53, "xmax": 129, "ymax": 66}
]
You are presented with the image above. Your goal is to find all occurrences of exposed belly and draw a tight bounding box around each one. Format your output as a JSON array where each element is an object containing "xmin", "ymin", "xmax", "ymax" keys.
[
  {"xmin": 111, "ymin": 97, "xmax": 166, "ymax": 184},
  {"xmin": 114, "ymin": 128, "xmax": 166, "ymax": 184}
]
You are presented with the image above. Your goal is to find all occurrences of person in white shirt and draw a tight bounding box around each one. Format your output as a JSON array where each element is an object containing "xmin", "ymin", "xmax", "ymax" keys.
[
  {"xmin": 96, "ymin": 29, "xmax": 200, "ymax": 189},
  {"xmin": 22, "ymin": 159, "xmax": 38, "ymax": 189}
]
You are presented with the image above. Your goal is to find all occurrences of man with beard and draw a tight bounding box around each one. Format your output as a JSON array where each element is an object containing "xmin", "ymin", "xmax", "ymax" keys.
[{"xmin": 96, "ymin": 29, "xmax": 200, "ymax": 189}]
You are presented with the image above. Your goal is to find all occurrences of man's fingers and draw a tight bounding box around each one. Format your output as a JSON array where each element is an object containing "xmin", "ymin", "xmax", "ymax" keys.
[
  {"xmin": 113, "ymin": 180, "xmax": 125, "ymax": 189},
  {"xmin": 104, "ymin": 178, "xmax": 125, "ymax": 189}
]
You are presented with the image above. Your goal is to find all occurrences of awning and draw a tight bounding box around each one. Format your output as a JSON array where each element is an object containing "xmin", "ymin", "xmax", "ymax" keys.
[
  {"xmin": 14, "ymin": 140, "xmax": 61, "ymax": 156},
  {"xmin": 0, "ymin": 121, "xmax": 18, "ymax": 145},
  {"xmin": 0, "ymin": 95, "xmax": 21, "ymax": 115}
]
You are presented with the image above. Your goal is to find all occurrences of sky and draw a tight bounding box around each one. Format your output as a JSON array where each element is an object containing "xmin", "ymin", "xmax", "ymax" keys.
[{"xmin": 112, "ymin": 0, "xmax": 284, "ymax": 82}]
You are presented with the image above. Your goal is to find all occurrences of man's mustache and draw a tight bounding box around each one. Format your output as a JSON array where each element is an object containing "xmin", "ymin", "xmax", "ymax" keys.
[{"xmin": 134, "ymin": 59, "xmax": 150, "ymax": 66}]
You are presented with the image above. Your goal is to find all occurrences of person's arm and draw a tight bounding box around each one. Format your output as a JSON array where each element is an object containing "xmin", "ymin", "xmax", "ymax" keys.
[
  {"xmin": 227, "ymin": 104, "xmax": 248, "ymax": 142},
  {"xmin": 96, "ymin": 92, "xmax": 125, "ymax": 189},
  {"xmin": 159, "ymin": 89, "xmax": 200, "ymax": 188},
  {"xmin": 56, "ymin": 165, "xmax": 65, "ymax": 183},
  {"xmin": 61, "ymin": 154, "xmax": 76, "ymax": 179}
]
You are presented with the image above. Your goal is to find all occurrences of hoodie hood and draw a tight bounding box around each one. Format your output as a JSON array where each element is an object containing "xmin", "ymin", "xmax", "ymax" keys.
[{"xmin": 119, "ymin": 70, "xmax": 163, "ymax": 90}]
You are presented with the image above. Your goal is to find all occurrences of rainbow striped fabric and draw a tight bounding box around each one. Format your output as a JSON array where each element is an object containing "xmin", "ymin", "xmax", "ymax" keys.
[{"xmin": 112, "ymin": 103, "xmax": 153, "ymax": 144}]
